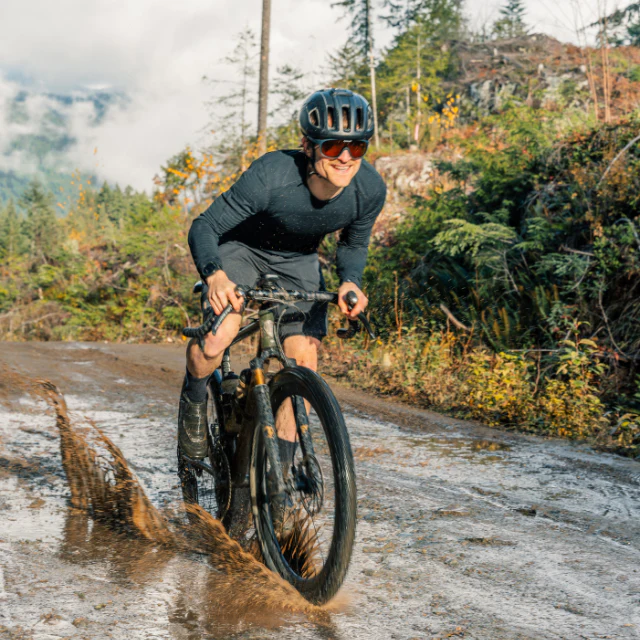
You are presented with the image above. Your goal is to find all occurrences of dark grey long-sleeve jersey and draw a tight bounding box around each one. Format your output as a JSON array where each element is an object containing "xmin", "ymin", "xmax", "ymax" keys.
[{"xmin": 188, "ymin": 150, "xmax": 387, "ymax": 287}]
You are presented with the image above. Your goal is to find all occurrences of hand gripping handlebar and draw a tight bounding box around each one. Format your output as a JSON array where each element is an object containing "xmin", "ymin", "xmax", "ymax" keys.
[{"xmin": 182, "ymin": 285, "xmax": 376, "ymax": 350}]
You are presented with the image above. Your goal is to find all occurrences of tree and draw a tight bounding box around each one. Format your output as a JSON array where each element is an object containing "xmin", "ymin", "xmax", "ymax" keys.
[
  {"xmin": 376, "ymin": 1, "xmax": 463, "ymax": 146},
  {"xmin": 324, "ymin": 42, "xmax": 370, "ymax": 94},
  {"xmin": 493, "ymin": 0, "xmax": 528, "ymax": 39},
  {"xmin": 333, "ymin": 0, "xmax": 380, "ymax": 147},
  {"xmin": 257, "ymin": 0, "xmax": 272, "ymax": 155},
  {"xmin": 207, "ymin": 28, "xmax": 259, "ymax": 172},
  {"xmin": 590, "ymin": 3, "xmax": 640, "ymax": 46},
  {"xmin": 20, "ymin": 180, "xmax": 60, "ymax": 264},
  {"xmin": 0, "ymin": 200, "xmax": 26, "ymax": 263},
  {"xmin": 269, "ymin": 64, "xmax": 308, "ymax": 148}
]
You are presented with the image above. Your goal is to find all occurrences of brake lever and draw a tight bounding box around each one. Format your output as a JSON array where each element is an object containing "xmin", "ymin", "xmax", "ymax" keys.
[
  {"xmin": 336, "ymin": 291, "xmax": 376, "ymax": 340},
  {"xmin": 357, "ymin": 312, "xmax": 376, "ymax": 340}
]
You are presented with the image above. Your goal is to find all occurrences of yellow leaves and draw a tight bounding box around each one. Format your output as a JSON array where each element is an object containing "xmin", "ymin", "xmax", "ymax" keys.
[
  {"xmin": 411, "ymin": 82, "xmax": 418, "ymax": 92},
  {"xmin": 166, "ymin": 167, "xmax": 189, "ymax": 180}
]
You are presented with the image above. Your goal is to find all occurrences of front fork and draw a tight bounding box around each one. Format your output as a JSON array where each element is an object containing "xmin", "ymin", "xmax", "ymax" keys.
[
  {"xmin": 251, "ymin": 366, "xmax": 320, "ymax": 497},
  {"xmin": 252, "ymin": 367, "xmax": 286, "ymax": 496}
]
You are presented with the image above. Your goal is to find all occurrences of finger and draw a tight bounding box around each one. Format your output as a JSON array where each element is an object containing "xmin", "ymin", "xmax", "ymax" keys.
[
  {"xmin": 338, "ymin": 296, "xmax": 348, "ymax": 315},
  {"xmin": 227, "ymin": 288, "xmax": 242, "ymax": 312},
  {"xmin": 216, "ymin": 291, "xmax": 229, "ymax": 313},
  {"xmin": 354, "ymin": 296, "xmax": 368, "ymax": 317}
]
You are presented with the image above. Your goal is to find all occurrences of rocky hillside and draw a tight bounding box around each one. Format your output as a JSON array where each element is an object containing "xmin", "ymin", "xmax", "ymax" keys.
[{"xmin": 449, "ymin": 34, "xmax": 640, "ymax": 117}]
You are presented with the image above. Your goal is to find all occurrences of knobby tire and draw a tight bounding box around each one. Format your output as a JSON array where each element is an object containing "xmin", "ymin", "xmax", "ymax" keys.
[{"xmin": 250, "ymin": 366, "xmax": 357, "ymax": 605}]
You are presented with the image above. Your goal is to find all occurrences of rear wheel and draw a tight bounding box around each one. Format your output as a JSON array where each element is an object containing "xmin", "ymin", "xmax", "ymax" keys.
[
  {"xmin": 178, "ymin": 374, "xmax": 232, "ymax": 521},
  {"xmin": 250, "ymin": 367, "xmax": 357, "ymax": 605}
]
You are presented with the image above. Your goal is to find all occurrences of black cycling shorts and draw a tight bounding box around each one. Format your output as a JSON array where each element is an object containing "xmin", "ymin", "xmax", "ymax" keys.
[{"xmin": 201, "ymin": 241, "xmax": 328, "ymax": 341}]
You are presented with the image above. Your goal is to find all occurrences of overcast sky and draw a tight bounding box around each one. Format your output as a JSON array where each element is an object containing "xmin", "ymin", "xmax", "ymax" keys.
[{"xmin": 0, "ymin": 0, "xmax": 606, "ymax": 191}]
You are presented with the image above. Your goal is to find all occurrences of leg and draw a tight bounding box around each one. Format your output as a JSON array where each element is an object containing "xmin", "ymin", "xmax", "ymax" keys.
[
  {"xmin": 275, "ymin": 335, "xmax": 321, "ymax": 443},
  {"xmin": 178, "ymin": 312, "xmax": 242, "ymax": 459},
  {"xmin": 186, "ymin": 312, "xmax": 243, "ymax": 378}
]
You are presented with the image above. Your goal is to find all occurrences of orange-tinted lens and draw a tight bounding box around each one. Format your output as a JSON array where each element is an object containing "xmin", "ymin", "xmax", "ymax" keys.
[
  {"xmin": 319, "ymin": 139, "xmax": 346, "ymax": 157},
  {"xmin": 319, "ymin": 139, "xmax": 368, "ymax": 158},
  {"xmin": 346, "ymin": 140, "xmax": 368, "ymax": 158}
]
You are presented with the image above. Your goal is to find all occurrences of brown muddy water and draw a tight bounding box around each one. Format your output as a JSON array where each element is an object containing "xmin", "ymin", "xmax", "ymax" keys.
[{"xmin": 1, "ymin": 342, "xmax": 639, "ymax": 639}]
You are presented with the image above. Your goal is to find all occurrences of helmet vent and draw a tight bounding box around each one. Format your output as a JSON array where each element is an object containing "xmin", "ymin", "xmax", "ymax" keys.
[
  {"xmin": 356, "ymin": 108, "xmax": 363, "ymax": 131},
  {"xmin": 327, "ymin": 106, "xmax": 336, "ymax": 129},
  {"xmin": 342, "ymin": 106, "xmax": 350, "ymax": 131},
  {"xmin": 309, "ymin": 108, "xmax": 319, "ymax": 127}
]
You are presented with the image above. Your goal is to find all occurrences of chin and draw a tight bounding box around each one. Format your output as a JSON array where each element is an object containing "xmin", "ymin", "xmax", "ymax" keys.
[{"xmin": 327, "ymin": 165, "xmax": 358, "ymax": 188}]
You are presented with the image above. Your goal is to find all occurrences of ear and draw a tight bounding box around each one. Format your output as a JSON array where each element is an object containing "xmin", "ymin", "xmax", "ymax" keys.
[{"xmin": 301, "ymin": 136, "xmax": 313, "ymax": 158}]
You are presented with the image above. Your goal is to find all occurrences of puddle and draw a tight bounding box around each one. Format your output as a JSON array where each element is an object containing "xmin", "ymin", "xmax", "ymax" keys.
[{"xmin": 0, "ymin": 370, "xmax": 324, "ymax": 638}]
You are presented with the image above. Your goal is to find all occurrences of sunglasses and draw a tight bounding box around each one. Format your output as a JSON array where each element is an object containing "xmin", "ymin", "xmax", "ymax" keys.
[{"xmin": 307, "ymin": 137, "xmax": 369, "ymax": 159}]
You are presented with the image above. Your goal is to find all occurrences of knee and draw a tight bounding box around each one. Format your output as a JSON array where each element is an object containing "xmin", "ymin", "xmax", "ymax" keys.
[
  {"xmin": 201, "ymin": 334, "xmax": 229, "ymax": 361},
  {"xmin": 286, "ymin": 337, "xmax": 320, "ymax": 369}
]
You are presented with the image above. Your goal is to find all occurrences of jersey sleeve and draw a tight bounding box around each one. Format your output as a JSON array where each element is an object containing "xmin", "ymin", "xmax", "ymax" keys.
[
  {"xmin": 188, "ymin": 157, "xmax": 271, "ymax": 278},
  {"xmin": 335, "ymin": 180, "xmax": 386, "ymax": 287}
]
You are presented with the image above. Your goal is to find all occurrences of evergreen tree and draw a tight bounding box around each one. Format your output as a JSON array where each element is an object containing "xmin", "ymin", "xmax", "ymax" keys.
[
  {"xmin": 375, "ymin": 1, "xmax": 462, "ymax": 146},
  {"xmin": 593, "ymin": 2, "xmax": 640, "ymax": 46},
  {"xmin": 383, "ymin": 0, "xmax": 463, "ymax": 37},
  {"xmin": 493, "ymin": 0, "xmax": 528, "ymax": 39},
  {"xmin": 325, "ymin": 42, "xmax": 370, "ymax": 94},
  {"xmin": 333, "ymin": 0, "xmax": 380, "ymax": 146},
  {"xmin": 269, "ymin": 64, "xmax": 308, "ymax": 148},
  {"xmin": 207, "ymin": 27, "xmax": 259, "ymax": 172},
  {"xmin": 19, "ymin": 180, "xmax": 60, "ymax": 264},
  {"xmin": 0, "ymin": 200, "xmax": 26, "ymax": 262}
]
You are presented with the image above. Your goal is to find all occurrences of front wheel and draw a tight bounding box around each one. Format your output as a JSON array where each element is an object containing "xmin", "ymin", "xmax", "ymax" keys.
[{"xmin": 250, "ymin": 367, "xmax": 357, "ymax": 605}]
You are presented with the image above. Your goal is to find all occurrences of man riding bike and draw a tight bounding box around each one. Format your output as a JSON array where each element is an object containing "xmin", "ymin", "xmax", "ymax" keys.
[{"xmin": 178, "ymin": 88, "xmax": 387, "ymax": 490}]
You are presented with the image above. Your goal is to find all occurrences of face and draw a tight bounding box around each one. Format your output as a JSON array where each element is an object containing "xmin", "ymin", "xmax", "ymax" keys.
[{"xmin": 302, "ymin": 137, "xmax": 362, "ymax": 188}]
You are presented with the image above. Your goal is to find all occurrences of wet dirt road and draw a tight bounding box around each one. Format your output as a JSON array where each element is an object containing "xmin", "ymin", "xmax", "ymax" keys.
[{"xmin": 1, "ymin": 342, "xmax": 639, "ymax": 639}]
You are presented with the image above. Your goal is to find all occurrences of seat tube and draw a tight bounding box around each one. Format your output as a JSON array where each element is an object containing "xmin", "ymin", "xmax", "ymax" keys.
[{"xmin": 259, "ymin": 309, "xmax": 277, "ymax": 351}]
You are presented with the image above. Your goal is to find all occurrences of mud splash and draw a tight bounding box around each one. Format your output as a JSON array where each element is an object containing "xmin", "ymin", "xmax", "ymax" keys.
[
  {"xmin": 39, "ymin": 379, "xmax": 174, "ymax": 544},
  {"xmin": 2, "ymin": 366, "xmax": 321, "ymax": 623}
]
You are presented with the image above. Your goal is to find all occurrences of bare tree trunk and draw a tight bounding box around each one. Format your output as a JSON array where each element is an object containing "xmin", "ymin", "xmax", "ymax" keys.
[
  {"xmin": 257, "ymin": 0, "xmax": 272, "ymax": 156},
  {"xmin": 406, "ymin": 85, "xmax": 411, "ymax": 147},
  {"xmin": 367, "ymin": 2, "xmax": 379, "ymax": 148},
  {"xmin": 369, "ymin": 55, "xmax": 379, "ymax": 148},
  {"xmin": 415, "ymin": 32, "xmax": 421, "ymax": 144},
  {"xmin": 601, "ymin": 17, "xmax": 612, "ymax": 123}
]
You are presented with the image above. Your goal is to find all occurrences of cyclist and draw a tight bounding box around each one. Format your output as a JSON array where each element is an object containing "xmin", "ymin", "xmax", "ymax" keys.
[{"xmin": 178, "ymin": 88, "xmax": 386, "ymax": 475}]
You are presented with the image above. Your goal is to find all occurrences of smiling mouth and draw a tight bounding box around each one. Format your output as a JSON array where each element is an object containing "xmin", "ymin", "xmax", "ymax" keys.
[{"xmin": 331, "ymin": 164, "xmax": 352, "ymax": 173}]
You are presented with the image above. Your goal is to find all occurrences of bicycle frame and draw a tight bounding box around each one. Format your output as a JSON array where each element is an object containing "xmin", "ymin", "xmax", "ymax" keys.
[
  {"xmin": 216, "ymin": 304, "xmax": 318, "ymax": 500},
  {"xmin": 182, "ymin": 281, "xmax": 374, "ymax": 503}
]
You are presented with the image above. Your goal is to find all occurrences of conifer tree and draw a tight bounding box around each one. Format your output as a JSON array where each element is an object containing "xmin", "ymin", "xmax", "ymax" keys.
[
  {"xmin": 269, "ymin": 65, "xmax": 307, "ymax": 147},
  {"xmin": 493, "ymin": 0, "xmax": 528, "ymax": 39},
  {"xmin": 208, "ymin": 28, "xmax": 258, "ymax": 172},
  {"xmin": 0, "ymin": 200, "xmax": 26, "ymax": 262},
  {"xmin": 377, "ymin": 0, "xmax": 463, "ymax": 145},
  {"xmin": 593, "ymin": 2, "xmax": 640, "ymax": 46},
  {"xmin": 20, "ymin": 180, "xmax": 60, "ymax": 264},
  {"xmin": 333, "ymin": 0, "xmax": 380, "ymax": 146}
]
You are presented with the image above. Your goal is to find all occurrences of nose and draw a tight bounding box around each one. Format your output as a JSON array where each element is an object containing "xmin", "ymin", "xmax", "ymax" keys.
[{"xmin": 337, "ymin": 147, "xmax": 351, "ymax": 162}]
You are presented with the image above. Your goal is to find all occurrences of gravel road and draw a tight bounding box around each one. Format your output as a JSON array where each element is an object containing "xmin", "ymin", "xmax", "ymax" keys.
[{"xmin": 0, "ymin": 342, "xmax": 638, "ymax": 640}]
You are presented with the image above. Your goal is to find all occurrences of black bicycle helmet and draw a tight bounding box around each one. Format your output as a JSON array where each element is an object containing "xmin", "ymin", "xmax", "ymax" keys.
[{"xmin": 300, "ymin": 88, "xmax": 374, "ymax": 141}]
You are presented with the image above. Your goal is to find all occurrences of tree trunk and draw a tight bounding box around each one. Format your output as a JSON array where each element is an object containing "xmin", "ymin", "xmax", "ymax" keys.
[
  {"xmin": 367, "ymin": 2, "xmax": 379, "ymax": 148},
  {"xmin": 369, "ymin": 54, "xmax": 379, "ymax": 149},
  {"xmin": 406, "ymin": 85, "xmax": 411, "ymax": 147},
  {"xmin": 257, "ymin": 0, "xmax": 272, "ymax": 156},
  {"xmin": 415, "ymin": 31, "xmax": 421, "ymax": 145}
]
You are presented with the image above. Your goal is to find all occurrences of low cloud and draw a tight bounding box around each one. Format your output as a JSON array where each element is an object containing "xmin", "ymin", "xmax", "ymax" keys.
[{"xmin": 0, "ymin": 0, "xmax": 602, "ymax": 192}]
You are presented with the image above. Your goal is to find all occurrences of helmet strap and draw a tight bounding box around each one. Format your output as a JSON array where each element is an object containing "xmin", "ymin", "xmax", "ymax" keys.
[{"xmin": 305, "ymin": 138, "xmax": 331, "ymax": 183}]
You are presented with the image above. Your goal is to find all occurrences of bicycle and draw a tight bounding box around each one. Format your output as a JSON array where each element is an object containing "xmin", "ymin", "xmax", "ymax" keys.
[{"xmin": 177, "ymin": 274, "xmax": 375, "ymax": 604}]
